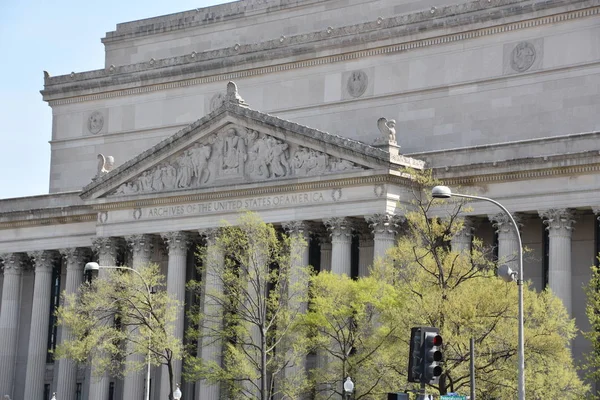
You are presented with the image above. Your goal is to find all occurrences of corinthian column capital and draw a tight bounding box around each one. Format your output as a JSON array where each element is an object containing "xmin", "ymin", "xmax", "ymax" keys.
[
  {"xmin": 323, "ymin": 217, "xmax": 352, "ymax": 240},
  {"xmin": 161, "ymin": 231, "xmax": 193, "ymax": 256},
  {"xmin": 92, "ymin": 237, "xmax": 124, "ymax": 258},
  {"xmin": 60, "ymin": 248, "xmax": 92, "ymax": 270},
  {"xmin": 0, "ymin": 252, "xmax": 28, "ymax": 275},
  {"xmin": 366, "ymin": 213, "xmax": 403, "ymax": 236},
  {"xmin": 28, "ymin": 250, "xmax": 60, "ymax": 272},
  {"xmin": 489, "ymin": 212, "xmax": 521, "ymax": 234},
  {"xmin": 199, "ymin": 228, "xmax": 220, "ymax": 246},
  {"xmin": 539, "ymin": 209, "xmax": 575, "ymax": 236},
  {"xmin": 125, "ymin": 234, "xmax": 155, "ymax": 254}
]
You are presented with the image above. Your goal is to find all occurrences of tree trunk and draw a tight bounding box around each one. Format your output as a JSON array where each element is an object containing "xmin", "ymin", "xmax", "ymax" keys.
[{"xmin": 261, "ymin": 326, "xmax": 267, "ymax": 400}]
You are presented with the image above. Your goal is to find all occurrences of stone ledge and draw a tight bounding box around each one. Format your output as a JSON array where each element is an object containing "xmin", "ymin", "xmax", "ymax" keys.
[{"xmin": 42, "ymin": 0, "xmax": 597, "ymax": 101}]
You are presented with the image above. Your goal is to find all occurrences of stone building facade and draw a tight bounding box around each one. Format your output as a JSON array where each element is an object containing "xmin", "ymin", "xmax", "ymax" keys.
[{"xmin": 1, "ymin": 0, "xmax": 600, "ymax": 398}]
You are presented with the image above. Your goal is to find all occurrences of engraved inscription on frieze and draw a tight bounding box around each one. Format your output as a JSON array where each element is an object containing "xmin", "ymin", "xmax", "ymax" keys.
[
  {"xmin": 87, "ymin": 111, "xmax": 104, "ymax": 134},
  {"xmin": 510, "ymin": 42, "xmax": 536, "ymax": 73},
  {"xmin": 347, "ymin": 70, "xmax": 368, "ymax": 98},
  {"xmin": 111, "ymin": 125, "xmax": 365, "ymax": 196}
]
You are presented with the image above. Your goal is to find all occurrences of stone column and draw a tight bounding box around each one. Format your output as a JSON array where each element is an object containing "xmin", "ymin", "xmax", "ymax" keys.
[
  {"xmin": 89, "ymin": 237, "xmax": 122, "ymax": 400},
  {"xmin": 123, "ymin": 234, "xmax": 154, "ymax": 400},
  {"xmin": 451, "ymin": 218, "xmax": 473, "ymax": 254},
  {"xmin": 282, "ymin": 221, "xmax": 310, "ymax": 382},
  {"xmin": 490, "ymin": 212, "xmax": 521, "ymax": 276},
  {"xmin": 367, "ymin": 213, "xmax": 399, "ymax": 263},
  {"xmin": 540, "ymin": 209, "xmax": 575, "ymax": 315},
  {"xmin": 159, "ymin": 232, "xmax": 191, "ymax": 399},
  {"xmin": 319, "ymin": 237, "xmax": 332, "ymax": 273},
  {"xmin": 324, "ymin": 217, "xmax": 352, "ymax": 276},
  {"xmin": 196, "ymin": 228, "xmax": 223, "ymax": 400},
  {"xmin": 356, "ymin": 225, "xmax": 374, "ymax": 277},
  {"xmin": 24, "ymin": 250, "xmax": 60, "ymax": 400},
  {"xmin": 0, "ymin": 253, "xmax": 27, "ymax": 398},
  {"xmin": 56, "ymin": 248, "xmax": 91, "ymax": 400}
]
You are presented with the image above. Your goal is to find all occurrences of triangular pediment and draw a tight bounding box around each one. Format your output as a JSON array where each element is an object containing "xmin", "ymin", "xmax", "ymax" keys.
[{"xmin": 81, "ymin": 83, "xmax": 424, "ymax": 201}]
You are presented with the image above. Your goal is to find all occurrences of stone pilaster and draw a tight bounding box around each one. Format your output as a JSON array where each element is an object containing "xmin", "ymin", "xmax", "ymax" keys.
[
  {"xmin": 0, "ymin": 253, "xmax": 27, "ymax": 398},
  {"xmin": 123, "ymin": 234, "xmax": 155, "ymax": 400},
  {"xmin": 56, "ymin": 248, "xmax": 91, "ymax": 400},
  {"xmin": 159, "ymin": 232, "xmax": 191, "ymax": 399},
  {"xmin": 490, "ymin": 212, "xmax": 521, "ymax": 276},
  {"xmin": 89, "ymin": 237, "xmax": 122, "ymax": 400},
  {"xmin": 196, "ymin": 228, "xmax": 223, "ymax": 400},
  {"xmin": 540, "ymin": 209, "xmax": 575, "ymax": 315},
  {"xmin": 324, "ymin": 217, "xmax": 352, "ymax": 276},
  {"xmin": 24, "ymin": 250, "xmax": 60, "ymax": 400},
  {"xmin": 355, "ymin": 224, "xmax": 374, "ymax": 277},
  {"xmin": 366, "ymin": 213, "xmax": 400, "ymax": 262},
  {"xmin": 451, "ymin": 218, "xmax": 473, "ymax": 254}
]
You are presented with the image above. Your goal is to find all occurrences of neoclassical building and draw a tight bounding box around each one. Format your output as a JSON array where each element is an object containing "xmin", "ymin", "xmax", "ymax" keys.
[{"xmin": 1, "ymin": 0, "xmax": 599, "ymax": 399}]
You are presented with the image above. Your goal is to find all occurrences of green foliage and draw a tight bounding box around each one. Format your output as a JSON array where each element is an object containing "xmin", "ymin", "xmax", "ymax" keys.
[
  {"xmin": 303, "ymin": 271, "xmax": 405, "ymax": 399},
  {"xmin": 55, "ymin": 264, "xmax": 182, "ymax": 389},
  {"xmin": 185, "ymin": 212, "xmax": 312, "ymax": 400},
  {"xmin": 377, "ymin": 170, "xmax": 588, "ymax": 398},
  {"xmin": 583, "ymin": 263, "xmax": 600, "ymax": 396}
]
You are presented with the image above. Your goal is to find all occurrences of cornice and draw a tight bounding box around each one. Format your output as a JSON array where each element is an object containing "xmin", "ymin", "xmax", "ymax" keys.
[
  {"xmin": 43, "ymin": 0, "xmax": 599, "ymax": 105},
  {"xmin": 434, "ymin": 150, "xmax": 600, "ymax": 185},
  {"xmin": 90, "ymin": 173, "xmax": 414, "ymax": 211}
]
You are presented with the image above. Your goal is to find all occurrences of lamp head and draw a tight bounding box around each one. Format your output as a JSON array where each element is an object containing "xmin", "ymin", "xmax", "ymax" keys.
[
  {"xmin": 84, "ymin": 262, "xmax": 100, "ymax": 273},
  {"xmin": 173, "ymin": 383, "xmax": 182, "ymax": 400},
  {"xmin": 498, "ymin": 264, "xmax": 517, "ymax": 283},
  {"xmin": 343, "ymin": 377, "xmax": 354, "ymax": 394},
  {"xmin": 431, "ymin": 186, "xmax": 452, "ymax": 199}
]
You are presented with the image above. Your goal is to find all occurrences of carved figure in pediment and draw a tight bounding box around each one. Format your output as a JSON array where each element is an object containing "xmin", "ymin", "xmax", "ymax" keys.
[
  {"xmin": 151, "ymin": 167, "xmax": 164, "ymax": 191},
  {"xmin": 331, "ymin": 158, "xmax": 357, "ymax": 172},
  {"xmin": 162, "ymin": 164, "xmax": 177, "ymax": 189},
  {"xmin": 247, "ymin": 131, "xmax": 269, "ymax": 179},
  {"xmin": 292, "ymin": 147, "xmax": 328, "ymax": 176},
  {"xmin": 267, "ymin": 137, "xmax": 289, "ymax": 178},
  {"xmin": 189, "ymin": 143, "xmax": 212, "ymax": 184},
  {"xmin": 177, "ymin": 153, "xmax": 194, "ymax": 188},
  {"xmin": 222, "ymin": 127, "xmax": 247, "ymax": 175},
  {"xmin": 115, "ymin": 181, "xmax": 136, "ymax": 195},
  {"xmin": 139, "ymin": 171, "xmax": 153, "ymax": 192}
]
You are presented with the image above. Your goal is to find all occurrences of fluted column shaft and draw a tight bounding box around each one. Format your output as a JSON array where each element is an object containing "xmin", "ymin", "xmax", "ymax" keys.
[
  {"xmin": 319, "ymin": 240, "xmax": 332, "ymax": 272},
  {"xmin": 159, "ymin": 232, "xmax": 190, "ymax": 399},
  {"xmin": 123, "ymin": 234, "xmax": 154, "ymax": 400},
  {"xmin": 282, "ymin": 221, "xmax": 310, "ymax": 383},
  {"xmin": 0, "ymin": 253, "xmax": 27, "ymax": 398},
  {"xmin": 89, "ymin": 237, "xmax": 121, "ymax": 400},
  {"xmin": 24, "ymin": 250, "xmax": 59, "ymax": 400},
  {"xmin": 324, "ymin": 218, "xmax": 352, "ymax": 276},
  {"xmin": 196, "ymin": 229, "xmax": 223, "ymax": 400},
  {"xmin": 56, "ymin": 248, "xmax": 91, "ymax": 400},
  {"xmin": 490, "ymin": 213, "xmax": 521, "ymax": 276},
  {"xmin": 451, "ymin": 219, "xmax": 473, "ymax": 254},
  {"xmin": 367, "ymin": 214, "xmax": 399, "ymax": 264},
  {"xmin": 540, "ymin": 209, "xmax": 575, "ymax": 315}
]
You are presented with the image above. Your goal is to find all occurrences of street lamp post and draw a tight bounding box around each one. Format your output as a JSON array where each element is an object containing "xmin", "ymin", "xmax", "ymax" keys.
[
  {"xmin": 431, "ymin": 186, "xmax": 525, "ymax": 400},
  {"xmin": 343, "ymin": 377, "xmax": 354, "ymax": 400},
  {"xmin": 84, "ymin": 262, "xmax": 153, "ymax": 400}
]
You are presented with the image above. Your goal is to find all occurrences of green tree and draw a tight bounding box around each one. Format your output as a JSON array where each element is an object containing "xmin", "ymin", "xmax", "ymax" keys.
[
  {"xmin": 55, "ymin": 264, "xmax": 183, "ymax": 398},
  {"xmin": 379, "ymin": 170, "xmax": 588, "ymax": 398},
  {"xmin": 186, "ymin": 212, "xmax": 312, "ymax": 400},
  {"xmin": 303, "ymin": 271, "xmax": 404, "ymax": 399},
  {"xmin": 583, "ymin": 263, "xmax": 600, "ymax": 395}
]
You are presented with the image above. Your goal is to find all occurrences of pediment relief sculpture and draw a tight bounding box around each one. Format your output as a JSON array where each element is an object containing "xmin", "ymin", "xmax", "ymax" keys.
[{"xmin": 110, "ymin": 125, "xmax": 365, "ymax": 196}]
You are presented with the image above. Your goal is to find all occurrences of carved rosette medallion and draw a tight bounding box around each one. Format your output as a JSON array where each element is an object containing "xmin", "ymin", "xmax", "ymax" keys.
[
  {"xmin": 87, "ymin": 111, "xmax": 104, "ymax": 134},
  {"xmin": 161, "ymin": 231, "xmax": 192, "ymax": 256},
  {"xmin": 510, "ymin": 42, "xmax": 536, "ymax": 73},
  {"xmin": 347, "ymin": 70, "xmax": 368, "ymax": 98},
  {"xmin": 98, "ymin": 212, "xmax": 108, "ymax": 224},
  {"xmin": 539, "ymin": 209, "xmax": 575, "ymax": 237},
  {"xmin": 331, "ymin": 188, "xmax": 342, "ymax": 202},
  {"xmin": 133, "ymin": 208, "xmax": 142, "ymax": 220}
]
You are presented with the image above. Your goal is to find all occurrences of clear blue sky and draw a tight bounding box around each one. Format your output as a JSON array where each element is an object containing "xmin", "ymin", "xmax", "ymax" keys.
[{"xmin": 0, "ymin": 0, "xmax": 233, "ymax": 199}]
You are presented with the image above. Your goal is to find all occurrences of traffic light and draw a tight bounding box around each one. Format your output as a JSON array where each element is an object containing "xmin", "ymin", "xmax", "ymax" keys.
[
  {"xmin": 408, "ymin": 327, "xmax": 423, "ymax": 382},
  {"xmin": 407, "ymin": 326, "xmax": 444, "ymax": 385},
  {"xmin": 422, "ymin": 327, "xmax": 443, "ymax": 384}
]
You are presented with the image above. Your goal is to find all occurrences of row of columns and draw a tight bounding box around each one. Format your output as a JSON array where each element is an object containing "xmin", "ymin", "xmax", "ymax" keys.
[{"xmin": 0, "ymin": 212, "xmax": 427, "ymax": 400}]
